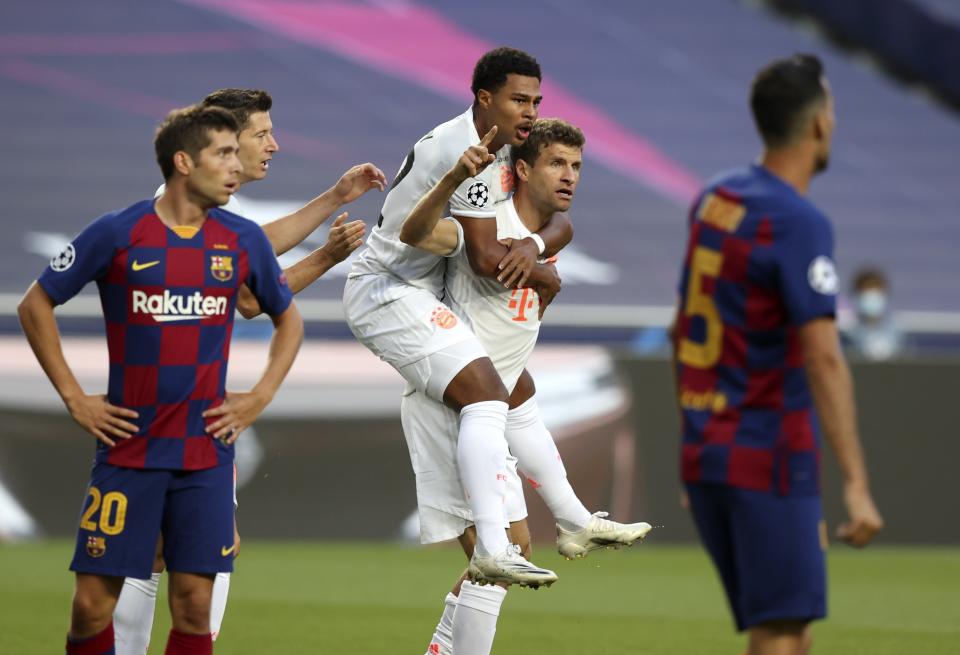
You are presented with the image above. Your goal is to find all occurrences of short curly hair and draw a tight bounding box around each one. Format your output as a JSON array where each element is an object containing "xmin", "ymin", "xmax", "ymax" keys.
[
  {"xmin": 512, "ymin": 118, "xmax": 585, "ymax": 167},
  {"xmin": 471, "ymin": 47, "xmax": 541, "ymax": 102}
]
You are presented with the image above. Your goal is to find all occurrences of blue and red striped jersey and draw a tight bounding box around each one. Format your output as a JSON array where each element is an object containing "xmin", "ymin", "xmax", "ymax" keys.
[
  {"xmin": 675, "ymin": 164, "xmax": 837, "ymax": 496},
  {"xmin": 38, "ymin": 199, "xmax": 292, "ymax": 471}
]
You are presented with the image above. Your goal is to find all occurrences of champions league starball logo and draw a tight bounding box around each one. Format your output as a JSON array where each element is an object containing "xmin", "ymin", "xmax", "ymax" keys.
[
  {"xmin": 808, "ymin": 256, "xmax": 839, "ymax": 295},
  {"xmin": 50, "ymin": 244, "xmax": 76, "ymax": 272},
  {"xmin": 466, "ymin": 181, "xmax": 489, "ymax": 208}
]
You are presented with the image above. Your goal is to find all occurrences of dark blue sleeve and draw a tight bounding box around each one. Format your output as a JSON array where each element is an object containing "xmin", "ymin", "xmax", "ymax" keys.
[
  {"xmin": 775, "ymin": 209, "xmax": 838, "ymax": 326},
  {"xmin": 37, "ymin": 215, "xmax": 117, "ymax": 306},
  {"xmin": 242, "ymin": 224, "xmax": 293, "ymax": 317},
  {"xmin": 676, "ymin": 191, "xmax": 706, "ymax": 297}
]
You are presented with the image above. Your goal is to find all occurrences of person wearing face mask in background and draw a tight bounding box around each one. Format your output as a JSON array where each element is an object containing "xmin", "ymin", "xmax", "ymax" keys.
[{"xmin": 845, "ymin": 268, "xmax": 905, "ymax": 361}]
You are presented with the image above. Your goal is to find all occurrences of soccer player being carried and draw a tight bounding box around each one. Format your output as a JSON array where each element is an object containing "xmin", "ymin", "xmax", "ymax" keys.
[
  {"xmin": 399, "ymin": 118, "xmax": 652, "ymax": 655},
  {"xmin": 17, "ymin": 105, "xmax": 304, "ymax": 654},
  {"xmin": 342, "ymin": 47, "xmax": 568, "ymax": 586},
  {"xmin": 112, "ymin": 88, "xmax": 385, "ymax": 655},
  {"xmin": 672, "ymin": 54, "xmax": 883, "ymax": 655}
]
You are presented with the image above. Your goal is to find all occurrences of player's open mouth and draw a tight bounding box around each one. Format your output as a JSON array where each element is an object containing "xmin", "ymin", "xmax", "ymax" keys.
[
  {"xmin": 517, "ymin": 125, "xmax": 532, "ymax": 139},
  {"xmin": 556, "ymin": 188, "xmax": 573, "ymax": 200},
  {"xmin": 261, "ymin": 159, "xmax": 270, "ymax": 170},
  {"xmin": 225, "ymin": 183, "xmax": 238, "ymax": 192}
]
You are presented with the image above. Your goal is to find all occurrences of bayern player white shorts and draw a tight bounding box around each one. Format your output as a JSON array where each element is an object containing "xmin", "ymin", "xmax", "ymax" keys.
[
  {"xmin": 344, "ymin": 275, "xmax": 487, "ymax": 402},
  {"xmin": 400, "ymin": 386, "xmax": 527, "ymax": 545}
]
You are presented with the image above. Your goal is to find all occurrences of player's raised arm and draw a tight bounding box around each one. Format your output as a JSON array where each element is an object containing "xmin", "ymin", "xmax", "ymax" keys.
[
  {"xmin": 236, "ymin": 212, "xmax": 366, "ymax": 318},
  {"xmin": 799, "ymin": 318, "xmax": 883, "ymax": 547},
  {"xmin": 18, "ymin": 282, "xmax": 139, "ymax": 446},
  {"xmin": 260, "ymin": 162, "xmax": 385, "ymax": 256},
  {"xmin": 400, "ymin": 126, "xmax": 499, "ymax": 256}
]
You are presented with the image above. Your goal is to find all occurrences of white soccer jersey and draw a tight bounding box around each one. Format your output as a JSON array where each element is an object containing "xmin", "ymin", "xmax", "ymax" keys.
[
  {"xmin": 155, "ymin": 184, "xmax": 243, "ymax": 214},
  {"xmin": 445, "ymin": 198, "xmax": 544, "ymax": 393},
  {"xmin": 349, "ymin": 106, "xmax": 513, "ymax": 301}
]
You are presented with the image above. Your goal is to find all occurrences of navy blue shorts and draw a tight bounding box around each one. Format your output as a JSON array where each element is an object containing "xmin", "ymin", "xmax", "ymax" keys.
[
  {"xmin": 686, "ymin": 482, "xmax": 827, "ymax": 631},
  {"xmin": 70, "ymin": 462, "xmax": 235, "ymax": 579}
]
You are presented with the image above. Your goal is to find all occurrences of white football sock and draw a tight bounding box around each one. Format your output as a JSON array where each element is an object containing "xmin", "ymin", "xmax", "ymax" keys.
[
  {"xmin": 458, "ymin": 401, "xmax": 510, "ymax": 556},
  {"xmin": 210, "ymin": 571, "xmax": 231, "ymax": 641},
  {"xmin": 114, "ymin": 572, "xmax": 160, "ymax": 655},
  {"xmin": 452, "ymin": 581, "xmax": 507, "ymax": 655},
  {"xmin": 424, "ymin": 592, "xmax": 458, "ymax": 655},
  {"xmin": 507, "ymin": 396, "xmax": 591, "ymax": 531}
]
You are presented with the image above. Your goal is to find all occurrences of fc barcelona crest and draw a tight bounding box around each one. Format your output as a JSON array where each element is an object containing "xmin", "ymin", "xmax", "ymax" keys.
[
  {"xmin": 86, "ymin": 536, "xmax": 106, "ymax": 558},
  {"xmin": 210, "ymin": 255, "xmax": 234, "ymax": 282}
]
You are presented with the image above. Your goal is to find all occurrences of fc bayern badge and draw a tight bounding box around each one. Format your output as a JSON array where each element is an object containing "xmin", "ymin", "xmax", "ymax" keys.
[{"xmin": 466, "ymin": 181, "xmax": 489, "ymax": 208}]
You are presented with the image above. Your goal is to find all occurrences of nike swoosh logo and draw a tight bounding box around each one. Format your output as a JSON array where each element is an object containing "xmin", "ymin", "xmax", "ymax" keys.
[
  {"xmin": 221, "ymin": 544, "xmax": 237, "ymax": 557},
  {"xmin": 131, "ymin": 260, "xmax": 160, "ymax": 271}
]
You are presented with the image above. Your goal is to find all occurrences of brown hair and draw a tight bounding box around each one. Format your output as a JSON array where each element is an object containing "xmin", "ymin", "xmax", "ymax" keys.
[
  {"xmin": 154, "ymin": 105, "xmax": 239, "ymax": 180},
  {"xmin": 201, "ymin": 88, "xmax": 273, "ymax": 131},
  {"xmin": 512, "ymin": 118, "xmax": 585, "ymax": 167}
]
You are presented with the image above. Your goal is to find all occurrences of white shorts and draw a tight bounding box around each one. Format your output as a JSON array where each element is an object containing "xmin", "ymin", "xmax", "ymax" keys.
[
  {"xmin": 344, "ymin": 275, "xmax": 487, "ymax": 401},
  {"xmin": 401, "ymin": 386, "xmax": 527, "ymax": 545}
]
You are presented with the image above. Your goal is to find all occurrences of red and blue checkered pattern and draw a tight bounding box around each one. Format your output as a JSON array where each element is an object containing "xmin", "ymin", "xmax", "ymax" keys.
[
  {"xmin": 39, "ymin": 199, "xmax": 291, "ymax": 470},
  {"xmin": 676, "ymin": 165, "xmax": 836, "ymax": 496}
]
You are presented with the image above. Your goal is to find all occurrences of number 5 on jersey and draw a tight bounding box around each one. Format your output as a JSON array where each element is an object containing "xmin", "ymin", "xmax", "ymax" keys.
[
  {"xmin": 679, "ymin": 246, "xmax": 724, "ymax": 369},
  {"xmin": 79, "ymin": 486, "xmax": 128, "ymax": 536}
]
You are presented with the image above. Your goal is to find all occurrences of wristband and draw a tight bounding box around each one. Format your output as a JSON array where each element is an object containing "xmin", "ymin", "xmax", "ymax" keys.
[{"xmin": 529, "ymin": 233, "xmax": 546, "ymax": 255}]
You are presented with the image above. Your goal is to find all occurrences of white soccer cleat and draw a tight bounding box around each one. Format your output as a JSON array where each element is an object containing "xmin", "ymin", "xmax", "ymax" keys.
[
  {"xmin": 467, "ymin": 544, "xmax": 558, "ymax": 589},
  {"xmin": 557, "ymin": 511, "xmax": 653, "ymax": 560}
]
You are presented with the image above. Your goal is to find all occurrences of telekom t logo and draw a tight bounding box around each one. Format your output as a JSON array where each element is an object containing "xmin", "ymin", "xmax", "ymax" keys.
[{"xmin": 508, "ymin": 288, "xmax": 536, "ymax": 322}]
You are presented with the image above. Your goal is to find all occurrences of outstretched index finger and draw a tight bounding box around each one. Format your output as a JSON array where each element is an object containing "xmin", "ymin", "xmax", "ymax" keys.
[{"xmin": 480, "ymin": 125, "xmax": 498, "ymax": 148}]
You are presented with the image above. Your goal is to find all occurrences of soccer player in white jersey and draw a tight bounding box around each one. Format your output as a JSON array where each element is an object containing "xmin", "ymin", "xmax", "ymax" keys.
[
  {"xmin": 113, "ymin": 88, "xmax": 385, "ymax": 655},
  {"xmin": 343, "ymin": 47, "xmax": 571, "ymax": 587},
  {"xmin": 400, "ymin": 119, "xmax": 652, "ymax": 655}
]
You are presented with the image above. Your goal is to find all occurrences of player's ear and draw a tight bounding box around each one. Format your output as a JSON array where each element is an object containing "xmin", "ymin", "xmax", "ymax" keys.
[
  {"xmin": 476, "ymin": 89, "xmax": 493, "ymax": 110},
  {"xmin": 515, "ymin": 158, "xmax": 531, "ymax": 182},
  {"xmin": 811, "ymin": 101, "xmax": 831, "ymax": 143},
  {"xmin": 172, "ymin": 150, "xmax": 194, "ymax": 176}
]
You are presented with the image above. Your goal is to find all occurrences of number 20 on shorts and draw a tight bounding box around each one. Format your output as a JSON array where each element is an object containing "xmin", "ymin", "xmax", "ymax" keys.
[{"xmin": 79, "ymin": 486, "xmax": 128, "ymax": 536}]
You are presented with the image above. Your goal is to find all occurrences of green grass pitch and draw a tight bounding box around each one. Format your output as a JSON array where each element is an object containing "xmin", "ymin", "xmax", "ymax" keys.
[{"xmin": 1, "ymin": 541, "xmax": 958, "ymax": 653}]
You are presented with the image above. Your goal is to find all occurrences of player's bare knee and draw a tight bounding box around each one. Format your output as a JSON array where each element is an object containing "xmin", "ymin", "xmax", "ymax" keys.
[
  {"xmin": 70, "ymin": 590, "xmax": 115, "ymax": 635},
  {"xmin": 444, "ymin": 358, "xmax": 509, "ymax": 409},
  {"xmin": 169, "ymin": 590, "xmax": 212, "ymax": 633},
  {"xmin": 508, "ymin": 370, "xmax": 536, "ymax": 408}
]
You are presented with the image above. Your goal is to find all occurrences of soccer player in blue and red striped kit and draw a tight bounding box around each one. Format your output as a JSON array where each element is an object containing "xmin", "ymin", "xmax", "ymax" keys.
[
  {"xmin": 17, "ymin": 105, "xmax": 303, "ymax": 654},
  {"xmin": 672, "ymin": 54, "xmax": 883, "ymax": 654}
]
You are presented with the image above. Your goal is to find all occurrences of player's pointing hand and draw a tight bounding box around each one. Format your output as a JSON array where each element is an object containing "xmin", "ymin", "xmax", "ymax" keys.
[
  {"xmin": 66, "ymin": 394, "xmax": 139, "ymax": 447},
  {"xmin": 332, "ymin": 162, "xmax": 387, "ymax": 206},
  {"xmin": 453, "ymin": 126, "xmax": 498, "ymax": 183}
]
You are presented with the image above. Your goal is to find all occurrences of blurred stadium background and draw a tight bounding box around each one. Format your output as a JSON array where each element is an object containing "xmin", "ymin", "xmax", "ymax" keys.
[{"xmin": 1, "ymin": 0, "xmax": 958, "ymax": 652}]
